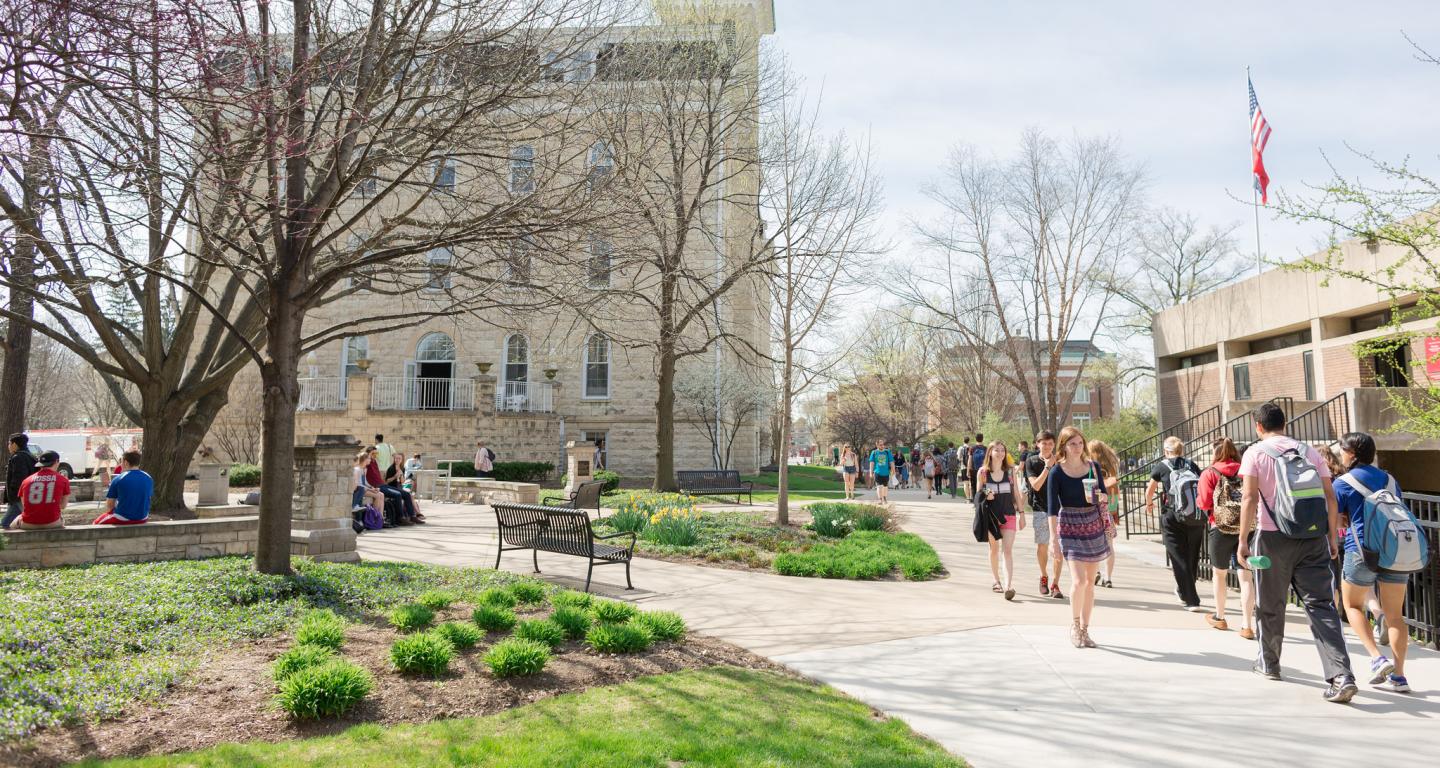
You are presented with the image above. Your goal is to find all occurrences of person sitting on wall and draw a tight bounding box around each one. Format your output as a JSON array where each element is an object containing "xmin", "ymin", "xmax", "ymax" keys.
[
  {"xmin": 387, "ymin": 452, "xmax": 416, "ymax": 494},
  {"xmin": 367, "ymin": 446, "xmax": 424, "ymax": 524},
  {"xmin": 404, "ymin": 453, "xmax": 423, "ymax": 481},
  {"xmin": 17, "ymin": 451, "xmax": 69, "ymax": 529},
  {"xmin": 93, "ymin": 450, "xmax": 152, "ymax": 525}
]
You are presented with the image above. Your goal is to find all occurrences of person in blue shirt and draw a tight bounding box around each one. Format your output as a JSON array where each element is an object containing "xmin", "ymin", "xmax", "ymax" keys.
[
  {"xmin": 93, "ymin": 450, "xmax": 153, "ymax": 525},
  {"xmin": 968, "ymin": 433, "xmax": 987, "ymax": 499},
  {"xmin": 1333, "ymin": 431, "xmax": 1411, "ymax": 693},
  {"xmin": 868, "ymin": 439, "xmax": 893, "ymax": 504}
]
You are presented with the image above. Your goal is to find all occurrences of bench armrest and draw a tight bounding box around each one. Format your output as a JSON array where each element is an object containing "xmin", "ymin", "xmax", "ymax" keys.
[
  {"xmin": 594, "ymin": 530, "xmax": 637, "ymax": 548},
  {"xmin": 541, "ymin": 496, "xmax": 573, "ymax": 507},
  {"xmin": 742, "ymin": 480, "xmax": 754, "ymax": 490}
]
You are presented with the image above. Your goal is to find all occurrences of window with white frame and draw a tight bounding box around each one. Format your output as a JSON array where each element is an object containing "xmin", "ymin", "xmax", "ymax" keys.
[
  {"xmin": 433, "ymin": 155, "xmax": 456, "ymax": 194},
  {"xmin": 587, "ymin": 238, "xmax": 612, "ymax": 288},
  {"xmin": 340, "ymin": 335, "xmax": 368, "ymax": 399},
  {"xmin": 505, "ymin": 238, "xmax": 532, "ymax": 284},
  {"xmin": 504, "ymin": 335, "xmax": 529, "ymax": 385},
  {"xmin": 425, "ymin": 247, "xmax": 453, "ymax": 291},
  {"xmin": 345, "ymin": 233, "xmax": 371, "ymax": 290},
  {"xmin": 587, "ymin": 140, "xmax": 612, "ymax": 192},
  {"xmin": 509, "ymin": 145, "xmax": 535, "ymax": 194},
  {"xmin": 568, "ymin": 50, "xmax": 596, "ymax": 82},
  {"xmin": 1072, "ymin": 413, "xmax": 1092, "ymax": 429},
  {"xmin": 583, "ymin": 334, "xmax": 610, "ymax": 398},
  {"xmin": 1073, "ymin": 382, "xmax": 1091, "ymax": 405}
]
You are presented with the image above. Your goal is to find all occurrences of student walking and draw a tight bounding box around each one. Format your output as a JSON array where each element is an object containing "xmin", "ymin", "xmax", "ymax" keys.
[
  {"xmin": 1333, "ymin": 431, "xmax": 1418, "ymax": 693},
  {"xmin": 869, "ymin": 439, "xmax": 893, "ymax": 504},
  {"xmin": 922, "ymin": 448, "xmax": 941, "ymax": 499},
  {"xmin": 942, "ymin": 443, "xmax": 958, "ymax": 498},
  {"xmin": 1146, "ymin": 437, "xmax": 1206, "ymax": 611},
  {"xmin": 977, "ymin": 440, "xmax": 1024, "ymax": 600},
  {"xmin": 840, "ymin": 443, "xmax": 860, "ymax": 500},
  {"xmin": 968, "ymin": 434, "xmax": 986, "ymax": 500},
  {"xmin": 1237, "ymin": 402, "xmax": 1357, "ymax": 703},
  {"xmin": 1047, "ymin": 426, "xmax": 1113, "ymax": 647},
  {"xmin": 1198, "ymin": 437, "xmax": 1255, "ymax": 638},
  {"xmin": 1087, "ymin": 439, "xmax": 1121, "ymax": 588},
  {"xmin": 474, "ymin": 440, "xmax": 496, "ymax": 478},
  {"xmin": 1025, "ymin": 430, "xmax": 1064, "ymax": 599},
  {"xmin": 897, "ymin": 448, "xmax": 911, "ymax": 489}
]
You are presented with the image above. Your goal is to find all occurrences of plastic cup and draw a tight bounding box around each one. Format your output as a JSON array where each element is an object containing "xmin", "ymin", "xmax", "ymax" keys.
[
  {"xmin": 1081, "ymin": 478, "xmax": 1098, "ymax": 503},
  {"xmin": 1246, "ymin": 555, "xmax": 1272, "ymax": 570}
]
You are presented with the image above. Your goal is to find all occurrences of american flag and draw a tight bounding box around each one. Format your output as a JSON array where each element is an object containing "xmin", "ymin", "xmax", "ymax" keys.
[{"xmin": 1249, "ymin": 75, "xmax": 1272, "ymax": 204}]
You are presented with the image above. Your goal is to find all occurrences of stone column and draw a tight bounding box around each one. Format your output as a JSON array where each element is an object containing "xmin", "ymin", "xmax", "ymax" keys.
[
  {"xmin": 565, "ymin": 441, "xmax": 595, "ymax": 495},
  {"xmin": 197, "ymin": 464, "xmax": 228, "ymax": 506},
  {"xmin": 345, "ymin": 372, "xmax": 373, "ymax": 418},
  {"xmin": 290, "ymin": 434, "xmax": 360, "ymax": 563}
]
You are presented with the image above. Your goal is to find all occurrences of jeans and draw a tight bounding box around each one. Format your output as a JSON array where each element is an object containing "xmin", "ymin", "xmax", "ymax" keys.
[
  {"xmin": 1, "ymin": 500, "xmax": 20, "ymax": 528},
  {"xmin": 377, "ymin": 485, "xmax": 417, "ymax": 519},
  {"xmin": 946, "ymin": 471, "xmax": 959, "ymax": 497},
  {"xmin": 1162, "ymin": 516, "xmax": 1204, "ymax": 606}
]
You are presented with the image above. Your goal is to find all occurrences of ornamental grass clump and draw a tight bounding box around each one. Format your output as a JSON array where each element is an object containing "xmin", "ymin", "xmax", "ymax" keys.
[
  {"xmin": 483, "ymin": 638, "xmax": 550, "ymax": 678},
  {"xmin": 271, "ymin": 645, "xmax": 336, "ymax": 683},
  {"xmin": 514, "ymin": 618, "xmax": 566, "ymax": 649},
  {"xmin": 415, "ymin": 590, "xmax": 458, "ymax": 610},
  {"xmin": 387, "ymin": 603, "xmax": 435, "ymax": 633},
  {"xmin": 631, "ymin": 611, "xmax": 686, "ymax": 642},
  {"xmin": 390, "ymin": 632, "xmax": 455, "ymax": 677},
  {"xmin": 550, "ymin": 590, "xmax": 594, "ymax": 610},
  {"xmin": 507, "ymin": 579, "xmax": 548, "ymax": 606},
  {"xmin": 472, "ymin": 604, "xmax": 517, "ymax": 632},
  {"xmin": 551, "ymin": 606, "xmax": 593, "ymax": 640},
  {"xmin": 806, "ymin": 504, "xmax": 854, "ymax": 539},
  {"xmin": 644, "ymin": 505, "xmax": 702, "ymax": 547},
  {"xmin": 477, "ymin": 587, "xmax": 518, "ymax": 608},
  {"xmin": 276, "ymin": 659, "xmax": 373, "ymax": 719},
  {"xmin": 294, "ymin": 609, "xmax": 347, "ymax": 650},
  {"xmin": 585, "ymin": 622, "xmax": 653, "ymax": 654},
  {"xmin": 589, "ymin": 599, "xmax": 638, "ymax": 625},
  {"xmin": 433, "ymin": 621, "xmax": 483, "ymax": 650}
]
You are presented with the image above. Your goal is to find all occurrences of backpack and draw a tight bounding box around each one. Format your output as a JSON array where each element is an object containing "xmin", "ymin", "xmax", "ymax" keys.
[
  {"xmin": 923, "ymin": 457, "xmax": 936, "ymax": 477},
  {"xmin": 1337, "ymin": 471, "xmax": 1430, "ymax": 574},
  {"xmin": 1163, "ymin": 459, "xmax": 1204, "ymax": 525},
  {"xmin": 1209, "ymin": 467, "xmax": 1243, "ymax": 534},
  {"xmin": 1255, "ymin": 442, "xmax": 1328, "ymax": 539},
  {"xmin": 476, "ymin": 448, "xmax": 494, "ymax": 473},
  {"xmin": 362, "ymin": 503, "xmax": 384, "ymax": 530}
]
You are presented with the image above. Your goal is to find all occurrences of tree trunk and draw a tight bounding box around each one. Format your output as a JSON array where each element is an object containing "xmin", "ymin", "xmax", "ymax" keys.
[
  {"xmin": 256, "ymin": 307, "xmax": 302, "ymax": 575},
  {"xmin": 0, "ymin": 234, "xmax": 36, "ymax": 440},
  {"xmin": 776, "ymin": 350, "xmax": 794, "ymax": 526},
  {"xmin": 653, "ymin": 346, "xmax": 678, "ymax": 492},
  {"xmin": 142, "ymin": 389, "xmax": 230, "ymax": 519}
]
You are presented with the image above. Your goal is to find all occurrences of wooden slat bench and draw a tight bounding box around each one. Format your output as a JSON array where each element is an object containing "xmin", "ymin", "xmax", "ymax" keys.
[
  {"xmin": 492, "ymin": 502, "xmax": 635, "ymax": 592},
  {"xmin": 676, "ymin": 469, "xmax": 754, "ymax": 505}
]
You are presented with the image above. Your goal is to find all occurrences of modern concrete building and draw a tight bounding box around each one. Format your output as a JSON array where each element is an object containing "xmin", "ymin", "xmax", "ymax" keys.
[{"xmin": 1152, "ymin": 234, "xmax": 1440, "ymax": 490}]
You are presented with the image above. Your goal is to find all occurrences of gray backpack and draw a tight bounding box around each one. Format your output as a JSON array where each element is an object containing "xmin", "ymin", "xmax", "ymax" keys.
[{"xmin": 1256, "ymin": 442, "xmax": 1328, "ymax": 539}]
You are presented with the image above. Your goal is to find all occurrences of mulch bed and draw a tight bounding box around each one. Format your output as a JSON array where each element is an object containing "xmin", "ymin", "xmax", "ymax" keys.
[{"xmin": 0, "ymin": 605, "xmax": 783, "ymax": 768}]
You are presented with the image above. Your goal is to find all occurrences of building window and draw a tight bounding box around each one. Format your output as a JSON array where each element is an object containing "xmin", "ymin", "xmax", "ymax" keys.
[
  {"xmin": 1179, "ymin": 350, "xmax": 1219, "ymax": 369},
  {"xmin": 587, "ymin": 238, "xmax": 612, "ymax": 288},
  {"xmin": 1072, "ymin": 382, "xmax": 1090, "ymax": 405},
  {"xmin": 1233, "ymin": 363, "xmax": 1251, "ymax": 400},
  {"xmin": 509, "ymin": 145, "xmax": 535, "ymax": 194},
  {"xmin": 504, "ymin": 334, "xmax": 529, "ymax": 386},
  {"xmin": 1302, "ymin": 350, "xmax": 1316, "ymax": 400},
  {"xmin": 433, "ymin": 155, "xmax": 456, "ymax": 194},
  {"xmin": 1072, "ymin": 413, "xmax": 1091, "ymax": 429},
  {"xmin": 505, "ymin": 238, "xmax": 532, "ymax": 284},
  {"xmin": 588, "ymin": 141, "xmax": 612, "ymax": 192},
  {"xmin": 1374, "ymin": 343, "xmax": 1410, "ymax": 388},
  {"xmin": 583, "ymin": 334, "xmax": 610, "ymax": 399},
  {"xmin": 345, "ymin": 233, "xmax": 371, "ymax": 290},
  {"xmin": 1249, "ymin": 328, "xmax": 1312, "ymax": 355},
  {"xmin": 340, "ymin": 335, "xmax": 368, "ymax": 400},
  {"xmin": 569, "ymin": 50, "xmax": 597, "ymax": 82},
  {"xmin": 425, "ymin": 247, "xmax": 452, "ymax": 291}
]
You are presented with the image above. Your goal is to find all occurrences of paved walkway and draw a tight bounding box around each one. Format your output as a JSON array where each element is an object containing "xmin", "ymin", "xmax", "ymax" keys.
[{"xmin": 359, "ymin": 487, "xmax": 1438, "ymax": 767}]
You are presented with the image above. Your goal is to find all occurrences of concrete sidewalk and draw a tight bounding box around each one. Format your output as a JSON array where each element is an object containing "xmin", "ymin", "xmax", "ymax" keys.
[{"xmin": 358, "ymin": 486, "xmax": 1438, "ymax": 767}]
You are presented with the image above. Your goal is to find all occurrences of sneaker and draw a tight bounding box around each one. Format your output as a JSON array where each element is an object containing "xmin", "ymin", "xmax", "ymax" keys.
[
  {"xmin": 1175, "ymin": 589, "xmax": 1188, "ymax": 608},
  {"xmin": 1206, "ymin": 614, "xmax": 1229, "ymax": 631},
  {"xmin": 1051, "ymin": 586, "xmax": 1066, "ymax": 600},
  {"xmin": 1323, "ymin": 676, "xmax": 1359, "ymax": 704},
  {"xmin": 1377, "ymin": 674, "xmax": 1411, "ymax": 693},
  {"xmin": 1004, "ymin": 588, "xmax": 1016, "ymax": 601},
  {"xmin": 1039, "ymin": 576, "xmax": 1050, "ymax": 596},
  {"xmin": 1238, "ymin": 627, "xmax": 1256, "ymax": 640},
  {"xmin": 1186, "ymin": 605, "xmax": 1206, "ymax": 613},
  {"xmin": 1252, "ymin": 662, "xmax": 1281, "ymax": 681},
  {"xmin": 1368, "ymin": 656, "xmax": 1396, "ymax": 685}
]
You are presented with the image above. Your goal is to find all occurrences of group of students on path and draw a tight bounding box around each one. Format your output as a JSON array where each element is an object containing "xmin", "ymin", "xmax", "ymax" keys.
[
  {"xmin": 837, "ymin": 435, "xmax": 991, "ymax": 503},
  {"xmin": 3, "ymin": 432, "xmax": 153, "ymax": 530}
]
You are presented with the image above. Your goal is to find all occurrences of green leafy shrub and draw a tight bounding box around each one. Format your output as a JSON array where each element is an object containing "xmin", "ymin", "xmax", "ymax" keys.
[
  {"xmin": 415, "ymin": 590, "xmax": 457, "ymax": 610},
  {"xmin": 590, "ymin": 599, "xmax": 638, "ymax": 625},
  {"xmin": 644, "ymin": 505, "xmax": 702, "ymax": 546},
  {"xmin": 477, "ymin": 587, "xmax": 518, "ymax": 608},
  {"xmin": 551, "ymin": 606, "xmax": 593, "ymax": 640},
  {"xmin": 514, "ymin": 618, "xmax": 566, "ymax": 649},
  {"xmin": 607, "ymin": 506, "xmax": 648, "ymax": 534},
  {"xmin": 507, "ymin": 580, "xmax": 547, "ymax": 605},
  {"xmin": 276, "ymin": 659, "xmax": 373, "ymax": 719},
  {"xmin": 492, "ymin": 461, "xmax": 554, "ymax": 483},
  {"xmin": 593, "ymin": 469, "xmax": 622, "ymax": 493},
  {"xmin": 852, "ymin": 509, "xmax": 891, "ymax": 532},
  {"xmin": 631, "ymin": 611, "xmax": 686, "ymax": 642},
  {"xmin": 585, "ymin": 622, "xmax": 653, "ymax": 654},
  {"xmin": 807, "ymin": 504, "xmax": 854, "ymax": 538},
  {"xmin": 295, "ymin": 609, "xmax": 346, "ymax": 650},
  {"xmin": 433, "ymin": 621, "xmax": 483, "ymax": 650},
  {"xmin": 550, "ymin": 590, "xmax": 594, "ymax": 610},
  {"xmin": 387, "ymin": 603, "xmax": 435, "ymax": 633},
  {"xmin": 472, "ymin": 604, "xmax": 517, "ymax": 632},
  {"xmin": 271, "ymin": 645, "xmax": 335, "ymax": 683},
  {"xmin": 774, "ymin": 531, "xmax": 943, "ymax": 581},
  {"xmin": 228, "ymin": 463, "xmax": 261, "ymax": 487},
  {"xmin": 483, "ymin": 638, "xmax": 550, "ymax": 677},
  {"xmin": 390, "ymin": 632, "xmax": 455, "ymax": 676}
]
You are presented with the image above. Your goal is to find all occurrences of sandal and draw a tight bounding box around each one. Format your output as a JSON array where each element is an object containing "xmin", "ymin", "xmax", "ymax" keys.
[
  {"xmin": 1102, "ymin": 578, "xmax": 1113, "ymax": 588},
  {"xmin": 1094, "ymin": 573, "xmax": 1102, "ymax": 586},
  {"xmin": 992, "ymin": 582, "xmax": 1003, "ymax": 593}
]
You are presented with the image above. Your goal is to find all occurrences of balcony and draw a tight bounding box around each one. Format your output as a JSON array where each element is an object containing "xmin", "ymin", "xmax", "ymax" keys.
[
  {"xmin": 297, "ymin": 378, "xmax": 345, "ymax": 411},
  {"xmin": 495, "ymin": 380, "xmax": 555, "ymax": 413},
  {"xmin": 371, "ymin": 377, "xmax": 476, "ymax": 411}
]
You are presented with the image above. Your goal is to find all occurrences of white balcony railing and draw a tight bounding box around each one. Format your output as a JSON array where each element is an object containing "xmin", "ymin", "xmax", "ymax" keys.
[
  {"xmin": 371, "ymin": 377, "xmax": 475, "ymax": 411},
  {"xmin": 297, "ymin": 378, "xmax": 345, "ymax": 411},
  {"xmin": 496, "ymin": 380, "xmax": 555, "ymax": 413}
]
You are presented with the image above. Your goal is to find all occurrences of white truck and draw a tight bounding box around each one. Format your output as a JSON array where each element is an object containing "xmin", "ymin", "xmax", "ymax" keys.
[{"xmin": 24, "ymin": 428, "xmax": 143, "ymax": 479}]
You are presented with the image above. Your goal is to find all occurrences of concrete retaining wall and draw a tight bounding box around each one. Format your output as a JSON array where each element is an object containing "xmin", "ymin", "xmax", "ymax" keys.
[{"xmin": 0, "ymin": 516, "xmax": 259, "ymax": 570}]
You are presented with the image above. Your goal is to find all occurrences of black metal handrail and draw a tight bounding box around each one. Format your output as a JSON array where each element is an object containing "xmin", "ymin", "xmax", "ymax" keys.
[
  {"xmin": 1116, "ymin": 406, "xmax": 1220, "ymax": 466},
  {"xmin": 1287, "ymin": 391, "xmax": 1350, "ymax": 445}
]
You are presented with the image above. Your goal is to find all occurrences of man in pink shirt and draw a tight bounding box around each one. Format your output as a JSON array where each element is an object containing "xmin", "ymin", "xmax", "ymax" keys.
[{"xmin": 1237, "ymin": 402, "xmax": 1356, "ymax": 703}]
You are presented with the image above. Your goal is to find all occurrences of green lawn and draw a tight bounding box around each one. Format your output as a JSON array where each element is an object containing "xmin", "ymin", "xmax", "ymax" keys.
[
  {"xmin": 0, "ymin": 558, "xmax": 523, "ymax": 740},
  {"xmin": 83, "ymin": 667, "xmax": 965, "ymax": 768},
  {"xmin": 774, "ymin": 531, "xmax": 945, "ymax": 581}
]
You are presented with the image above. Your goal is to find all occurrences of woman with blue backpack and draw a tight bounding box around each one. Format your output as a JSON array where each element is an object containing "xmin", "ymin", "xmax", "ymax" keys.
[{"xmin": 1334, "ymin": 431, "xmax": 1421, "ymax": 693}]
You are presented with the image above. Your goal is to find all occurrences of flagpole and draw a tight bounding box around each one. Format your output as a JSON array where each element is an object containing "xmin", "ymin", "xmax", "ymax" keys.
[{"xmin": 1248, "ymin": 65, "xmax": 1263, "ymax": 277}]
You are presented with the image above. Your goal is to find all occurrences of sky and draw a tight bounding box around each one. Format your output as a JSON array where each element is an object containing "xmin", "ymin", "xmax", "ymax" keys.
[{"xmin": 769, "ymin": 0, "xmax": 1440, "ymax": 284}]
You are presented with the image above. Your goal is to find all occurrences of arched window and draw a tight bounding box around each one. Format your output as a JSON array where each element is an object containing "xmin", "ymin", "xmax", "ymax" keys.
[
  {"xmin": 587, "ymin": 238, "xmax": 612, "ymax": 288},
  {"xmin": 583, "ymin": 334, "xmax": 610, "ymax": 399},
  {"xmin": 504, "ymin": 334, "xmax": 529, "ymax": 385},
  {"xmin": 509, "ymin": 145, "xmax": 534, "ymax": 194},
  {"xmin": 414, "ymin": 332, "xmax": 456, "ymax": 409},
  {"xmin": 416, "ymin": 332, "xmax": 456, "ymax": 362},
  {"xmin": 587, "ymin": 141, "xmax": 612, "ymax": 192}
]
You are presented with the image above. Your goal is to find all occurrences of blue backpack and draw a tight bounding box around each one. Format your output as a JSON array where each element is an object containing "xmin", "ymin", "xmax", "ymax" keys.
[{"xmin": 1338, "ymin": 471, "xmax": 1430, "ymax": 574}]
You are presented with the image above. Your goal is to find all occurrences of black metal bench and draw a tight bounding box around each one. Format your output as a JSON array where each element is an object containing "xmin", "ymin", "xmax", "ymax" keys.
[
  {"xmin": 543, "ymin": 479, "xmax": 606, "ymax": 517},
  {"xmin": 493, "ymin": 502, "xmax": 635, "ymax": 592},
  {"xmin": 676, "ymin": 469, "xmax": 753, "ymax": 505}
]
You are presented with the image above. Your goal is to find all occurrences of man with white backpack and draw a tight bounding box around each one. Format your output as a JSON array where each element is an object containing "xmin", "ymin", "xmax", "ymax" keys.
[
  {"xmin": 1237, "ymin": 402, "xmax": 1358, "ymax": 703},
  {"xmin": 1145, "ymin": 436, "xmax": 1205, "ymax": 612},
  {"xmin": 1334, "ymin": 431, "xmax": 1427, "ymax": 694}
]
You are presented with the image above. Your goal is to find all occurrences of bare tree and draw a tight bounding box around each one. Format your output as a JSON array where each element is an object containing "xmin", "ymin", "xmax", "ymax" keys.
[
  {"xmin": 902, "ymin": 131, "xmax": 1144, "ymax": 434},
  {"xmin": 835, "ymin": 310, "xmax": 936, "ymax": 447},
  {"xmin": 210, "ymin": 369, "xmax": 262, "ymax": 465},
  {"xmin": 673, "ymin": 360, "xmax": 768, "ymax": 470}
]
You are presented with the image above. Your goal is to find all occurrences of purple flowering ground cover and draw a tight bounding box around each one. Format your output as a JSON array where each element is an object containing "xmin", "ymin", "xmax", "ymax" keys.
[{"xmin": 0, "ymin": 557, "xmax": 519, "ymax": 740}]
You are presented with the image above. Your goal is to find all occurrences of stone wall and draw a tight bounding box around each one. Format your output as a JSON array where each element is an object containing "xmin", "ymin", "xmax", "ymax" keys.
[
  {"xmin": 0, "ymin": 517, "xmax": 258, "ymax": 570},
  {"xmin": 290, "ymin": 436, "xmax": 361, "ymax": 563}
]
